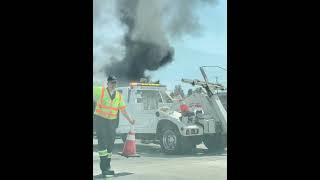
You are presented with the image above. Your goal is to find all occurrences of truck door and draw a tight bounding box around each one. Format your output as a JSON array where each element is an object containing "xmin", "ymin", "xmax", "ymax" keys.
[{"xmin": 130, "ymin": 89, "xmax": 162, "ymax": 132}]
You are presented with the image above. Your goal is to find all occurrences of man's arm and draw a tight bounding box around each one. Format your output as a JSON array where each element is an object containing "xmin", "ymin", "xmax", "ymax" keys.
[
  {"xmin": 118, "ymin": 93, "xmax": 135, "ymax": 125},
  {"xmin": 120, "ymin": 108, "xmax": 135, "ymax": 125},
  {"xmin": 117, "ymin": 91, "xmax": 135, "ymax": 125}
]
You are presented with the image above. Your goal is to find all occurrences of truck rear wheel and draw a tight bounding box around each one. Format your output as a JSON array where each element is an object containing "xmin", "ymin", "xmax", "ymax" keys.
[{"xmin": 203, "ymin": 134, "xmax": 226, "ymax": 152}]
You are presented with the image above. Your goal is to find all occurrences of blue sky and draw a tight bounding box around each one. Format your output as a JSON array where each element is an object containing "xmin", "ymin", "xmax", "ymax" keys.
[{"xmin": 147, "ymin": 0, "xmax": 227, "ymax": 91}]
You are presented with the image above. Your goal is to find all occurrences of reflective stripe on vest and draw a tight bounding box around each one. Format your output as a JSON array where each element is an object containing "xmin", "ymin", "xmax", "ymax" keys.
[
  {"xmin": 95, "ymin": 109, "xmax": 118, "ymax": 117},
  {"xmin": 98, "ymin": 149, "xmax": 110, "ymax": 157},
  {"xmin": 98, "ymin": 104, "xmax": 119, "ymax": 111},
  {"xmin": 94, "ymin": 87, "xmax": 122, "ymax": 120}
]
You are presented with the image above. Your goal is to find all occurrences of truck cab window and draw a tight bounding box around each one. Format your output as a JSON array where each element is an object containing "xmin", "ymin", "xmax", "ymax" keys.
[{"xmin": 136, "ymin": 90, "xmax": 161, "ymax": 110}]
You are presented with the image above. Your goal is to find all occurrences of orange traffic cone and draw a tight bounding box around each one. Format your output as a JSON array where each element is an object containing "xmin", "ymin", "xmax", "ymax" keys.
[{"xmin": 118, "ymin": 126, "xmax": 140, "ymax": 158}]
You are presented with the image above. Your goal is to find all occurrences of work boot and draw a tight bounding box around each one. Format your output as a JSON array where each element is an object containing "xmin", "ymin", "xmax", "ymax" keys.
[
  {"xmin": 103, "ymin": 158, "xmax": 114, "ymax": 176},
  {"xmin": 102, "ymin": 169, "xmax": 115, "ymax": 176},
  {"xmin": 94, "ymin": 174, "xmax": 107, "ymax": 179}
]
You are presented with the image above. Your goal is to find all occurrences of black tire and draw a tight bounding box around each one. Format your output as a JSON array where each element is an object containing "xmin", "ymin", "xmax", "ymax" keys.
[
  {"xmin": 160, "ymin": 125, "xmax": 182, "ymax": 154},
  {"xmin": 159, "ymin": 124, "xmax": 193, "ymax": 154},
  {"xmin": 203, "ymin": 134, "xmax": 227, "ymax": 152}
]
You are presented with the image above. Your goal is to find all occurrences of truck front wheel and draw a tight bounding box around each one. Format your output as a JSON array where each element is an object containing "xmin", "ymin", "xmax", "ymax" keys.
[{"xmin": 160, "ymin": 125, "xmax": 183, "ymax": 154}]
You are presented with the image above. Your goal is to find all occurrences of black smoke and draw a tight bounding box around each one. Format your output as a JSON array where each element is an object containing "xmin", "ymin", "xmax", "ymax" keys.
[
  {"xmin": 103, "ymin": 0, "xmax": 174, "ymax": 83},
  {"xmin": 94, "ymin": 0, "xmax": 217, "ymax": 84}
]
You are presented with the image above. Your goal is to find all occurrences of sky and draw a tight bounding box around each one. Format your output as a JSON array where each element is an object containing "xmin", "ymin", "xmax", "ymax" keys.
[
  {"xmin": 93, "ymin": 0, "xmax": 227, "ymax": 92},
  {"xmin": 147, "ymin": 0, "xmax": 227, "ymax": 92}
]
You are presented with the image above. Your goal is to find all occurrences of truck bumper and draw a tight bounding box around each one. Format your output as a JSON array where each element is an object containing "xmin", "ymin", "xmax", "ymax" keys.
[{"xmin": 180, "ymin": 124, "xmax": 204, "ymax": 136}]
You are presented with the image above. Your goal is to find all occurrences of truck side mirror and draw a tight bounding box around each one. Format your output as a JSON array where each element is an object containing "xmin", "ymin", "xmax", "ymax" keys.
[{"xmin": 155, "ymin": 112, "xmax": 160, "ymax": 117}]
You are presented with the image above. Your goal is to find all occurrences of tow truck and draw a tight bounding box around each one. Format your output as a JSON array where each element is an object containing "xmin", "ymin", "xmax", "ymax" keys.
[
  {"xmin": 93, "ymin": 67, "xmax": 227, "ymax": 154},
  {"xmin": 113, "ymin": 68, "xmax": 226, "ymax": 153}
]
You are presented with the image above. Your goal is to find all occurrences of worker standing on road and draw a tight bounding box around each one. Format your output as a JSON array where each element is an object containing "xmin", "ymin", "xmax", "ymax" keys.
[{"xmin": 93, "ymin": 75, "xmax": 135, "ymax": 177}]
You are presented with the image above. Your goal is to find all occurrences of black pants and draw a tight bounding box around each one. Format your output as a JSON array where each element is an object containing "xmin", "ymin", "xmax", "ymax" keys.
[{"xmin": 94, "ymin": 115, "xmax": 117, "ymax": 172}]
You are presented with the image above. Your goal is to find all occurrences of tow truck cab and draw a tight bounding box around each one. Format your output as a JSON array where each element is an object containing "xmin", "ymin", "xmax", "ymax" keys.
[{"xmin": 116, "ymin": 83, "xmax": 174, "ymax": 135}]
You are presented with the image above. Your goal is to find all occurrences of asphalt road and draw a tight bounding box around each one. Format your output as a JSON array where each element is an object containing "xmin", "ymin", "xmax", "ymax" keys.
[{"xmin": 93, "ymin": 138, "xmax": 227, "ymax": 180}]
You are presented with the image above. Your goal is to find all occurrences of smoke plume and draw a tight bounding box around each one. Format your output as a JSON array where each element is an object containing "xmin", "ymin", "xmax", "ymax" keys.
[{"xmin": 93, "ymin": 0, "xmax": 217, "ymax": 84}]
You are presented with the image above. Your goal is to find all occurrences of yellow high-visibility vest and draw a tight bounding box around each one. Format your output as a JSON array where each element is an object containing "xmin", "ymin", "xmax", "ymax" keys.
[{"xmin": 93, "ymin": 86, "xmax": 126, "ymax": 120}]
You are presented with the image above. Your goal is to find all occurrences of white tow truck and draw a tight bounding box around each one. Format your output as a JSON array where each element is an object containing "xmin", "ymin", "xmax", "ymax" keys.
[{"xmin": 112, "ymin": 67, "xmax": 227, "ymax": 154}]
